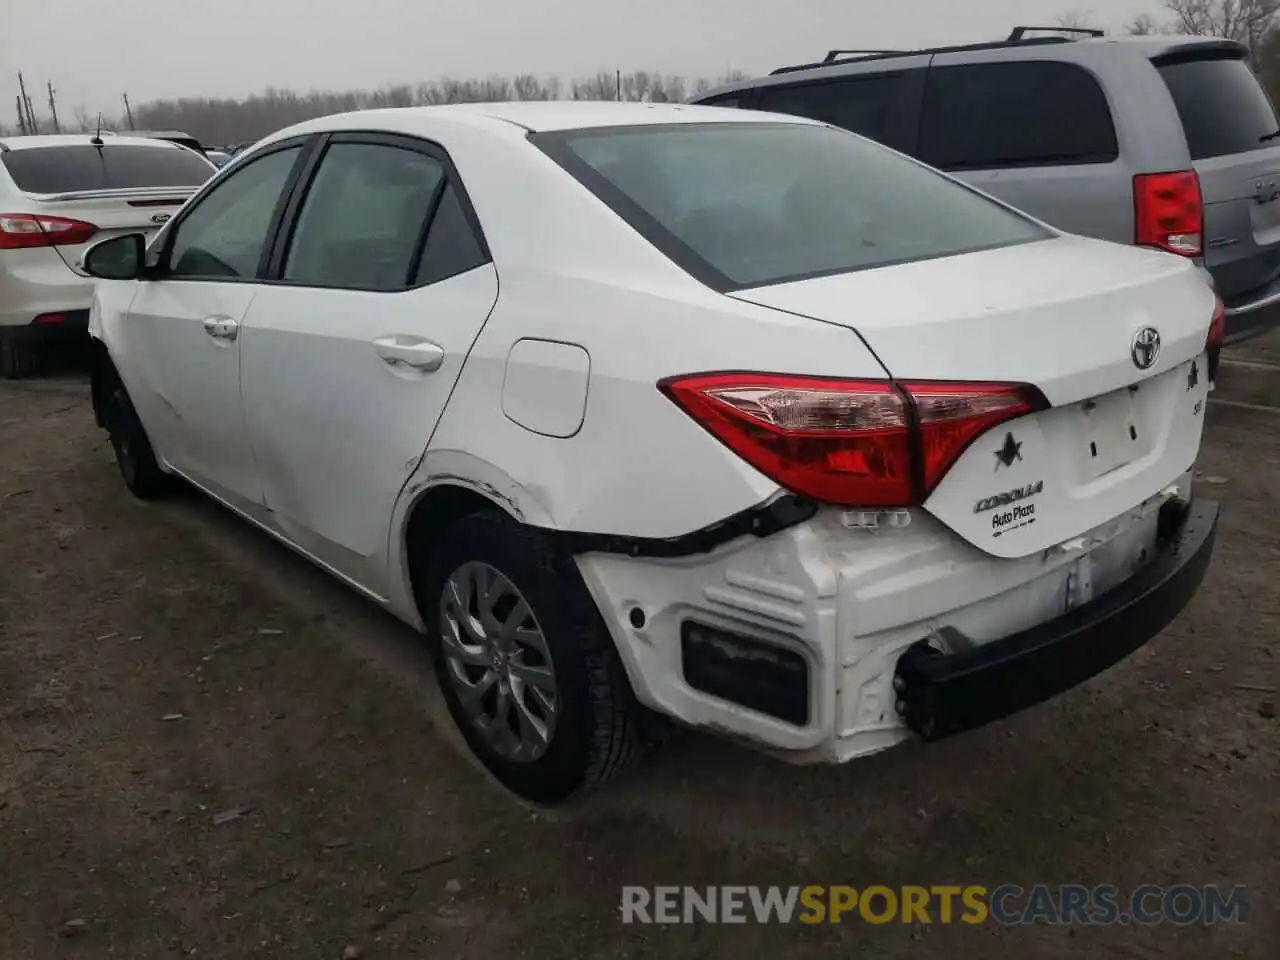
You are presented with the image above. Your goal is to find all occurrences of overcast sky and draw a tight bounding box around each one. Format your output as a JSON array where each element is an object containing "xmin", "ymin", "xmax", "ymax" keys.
[{"xmin": 3, "ymin": 0, "xmax": 1164, "ymax": 118}]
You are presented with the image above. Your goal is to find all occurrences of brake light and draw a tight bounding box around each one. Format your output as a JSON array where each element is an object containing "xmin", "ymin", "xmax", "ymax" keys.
[
  {"xmin": 0, "ymin": 213, "xmax": 99, "ymax": 250},
  {"xmin": 1206, "ymin": 294, "xmax": 1225, "ymax": 382},
  {"xmin": 1134, "ymin": 171, "xmax": 1203, "ymax": 257},
  {"xmin": 659, "ymin": 372, "xmax": 1047, "ymax": 507}
]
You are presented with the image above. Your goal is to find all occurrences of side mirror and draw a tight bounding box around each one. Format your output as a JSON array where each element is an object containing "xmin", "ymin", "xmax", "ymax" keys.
[{"xmin": 81, "ymin": 233, "xmax": 147, "ymax": 280}]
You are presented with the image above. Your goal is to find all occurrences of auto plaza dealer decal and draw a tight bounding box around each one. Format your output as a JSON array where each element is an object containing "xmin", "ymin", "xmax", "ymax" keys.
[{"xmin": 973, "ymin": 480, "xmax": 1044, "ymax": 536}]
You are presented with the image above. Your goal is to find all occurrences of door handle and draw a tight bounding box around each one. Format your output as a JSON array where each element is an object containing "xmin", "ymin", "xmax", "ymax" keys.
[
  {"xmin": 202, "ymin": 315, "xmax": 239, "ymax": 341},
  {"xmin": 372, "ymin": 336, "xmax": 445, "ymax": 372}
]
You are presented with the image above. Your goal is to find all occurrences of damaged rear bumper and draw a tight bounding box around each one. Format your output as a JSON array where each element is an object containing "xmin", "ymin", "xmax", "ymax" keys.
[{"xmin": 893, "ymin": 497, "xmax": 1219, "ymax": 740}]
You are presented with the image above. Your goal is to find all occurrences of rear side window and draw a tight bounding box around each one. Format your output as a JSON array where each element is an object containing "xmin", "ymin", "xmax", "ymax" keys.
[
  {"xmin": 534, "ymin": 122, "xmax": 1051, "ymax": 290},
  {"xmin": 0, "ymin": 144, "xmax": 214, "ymax": 194},
  {"xmin": 412, "ymin": 183, "xmax": 489, "ymax": 286},
  {"xmin": 1157, "ymin": 54, "xmax": 1279, "ymax": 160},
  {"xmin": 918, "ymin": 62, "xmax": 1119, "ymax": 170},
  {"xmin": 699, "ymin": 94, "xmax": 742, "ymax": 109},
  {"xmin": 756, "ymin": 73, "xmax": 914, "ymax": 148},
  {"xmin": 283, "ymin": 142, "xmax": 445, "ymax": 290}
]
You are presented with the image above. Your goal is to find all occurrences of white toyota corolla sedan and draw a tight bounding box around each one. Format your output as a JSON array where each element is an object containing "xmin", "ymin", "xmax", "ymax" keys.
[{"xmin": 81, "ymin": 102, "xmax": 1222, "ymax": 803}]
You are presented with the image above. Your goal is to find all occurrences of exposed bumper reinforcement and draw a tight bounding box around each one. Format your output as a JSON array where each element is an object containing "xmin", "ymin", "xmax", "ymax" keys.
[{"xmin": 894, "ymin": 497, "xmax": 1219, "ymax": 740}]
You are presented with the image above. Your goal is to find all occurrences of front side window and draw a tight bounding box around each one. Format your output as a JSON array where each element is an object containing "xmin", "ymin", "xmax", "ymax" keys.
[
  {"xmin": 283, "ymin": 142, "xmax": 446, "ymax": 290},
  {"xmin": 534, "ymin": 121, "xmax": 1051, "ymax": 290},
  {"xmin": 166, "ymin": 146, "xmax": 303, "ymax": 279},
  {"xmin": 755, "ymin": 72, "xmax": 914, "ymax": 147},
  {"xmin": 917, "ymin": 61, "xmax": 1119, "ymax": 170}
]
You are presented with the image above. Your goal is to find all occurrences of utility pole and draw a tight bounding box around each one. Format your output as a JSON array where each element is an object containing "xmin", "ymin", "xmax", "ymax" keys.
[
  {"xmin": 122, "ymin": 92, "xmax": 135, "ymax": 130},
  {"xmin": 17, "ymin": 72, "xmax": 37, "ymax": 133},
  {"xmin": 46, "ymin": 81, "xmax": 60, "ymax": 133},
  {"xmin": 16, "ymin": 95, "xmax": 27, "ymax": 135},
  {"xmin": 616, "ymin": 69, "xmax": 622, "ymax": 101}
]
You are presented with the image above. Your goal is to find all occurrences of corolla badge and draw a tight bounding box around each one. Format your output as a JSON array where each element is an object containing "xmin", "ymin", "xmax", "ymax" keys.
[
  {"xmin": 150, "ymin": 213, "xmax": 171, "ymax": 224},
  {"xmin": 1131, "ymin": 326, "xmax": 1161, "ymax": 370}
]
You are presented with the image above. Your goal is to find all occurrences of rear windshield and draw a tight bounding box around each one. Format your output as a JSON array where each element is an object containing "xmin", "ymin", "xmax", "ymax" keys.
[
  {"xmin": 1, "ymin": 144, "xmax": 214, "ymax": 194},
  {"xmin": 1158, "ymin": 54, "xmax": 1280, "ymax": 160},
  {"xmin": 532, "ymin": 122, "xmax": 1052, "ymax": 290}
]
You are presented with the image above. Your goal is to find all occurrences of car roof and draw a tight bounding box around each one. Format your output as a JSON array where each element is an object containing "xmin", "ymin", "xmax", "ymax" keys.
[
  {"xmin": 268, "ymin": 100, "xmax": 819, "ymax": 144},
  {"xmin": 0, "ymin": 132, "xmax": 191, "ymax": 152},
  {"xmin": 697, "ymin": 32, "xmax": 1243, "ymax": 97}
]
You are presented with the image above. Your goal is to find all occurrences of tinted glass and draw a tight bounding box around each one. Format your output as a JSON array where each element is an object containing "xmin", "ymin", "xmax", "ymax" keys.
[
  {"xmin": 918, "ymin": 62, "xmax": 1119, "ymax": 170},
  {"xmin": 413, "ymin": 183, "xmax": 488, "ymax": 286},
  {"xmin": 168, "ymin": 146, "xmax": 302, "ymax": 279},
  {"xmin": 1, "ymin": 144, "xmax": 215, "ymax": 194},
  {"xmin": 1158, "ymin": 54, "xmax": 1279, "ymax": 160},
  {"xmin": 284, "ymin": 142, "xmax": 443, "ymax": 290},
  {"xmin": 756, "ymin": 73, "xmax": 910, "ymax": 146},
  {"xmin": 539, "ymin": 122, "xmax": 1051, "ymax": 289},
  {"xmin": 699, "ymin": 94, "xmax": 742, "ymax": 108}
]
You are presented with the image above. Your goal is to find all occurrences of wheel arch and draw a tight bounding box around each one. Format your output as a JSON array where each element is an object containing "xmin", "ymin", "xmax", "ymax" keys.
[{"xmin": 392, "ymin": 450, "xmax": 559, "ymax": 625}]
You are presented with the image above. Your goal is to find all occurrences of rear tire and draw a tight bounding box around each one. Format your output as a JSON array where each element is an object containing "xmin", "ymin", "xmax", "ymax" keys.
[
  {"xmin": 103, "ymin": 370, "xmax": 172, "ymax": 500},
  {"xmin": 420, "ymin": 510, "xmax": 643, "ymax": 804},
  {"xmin": 0, "ymin": 335, "xmax": 40, "ymax": 380}
]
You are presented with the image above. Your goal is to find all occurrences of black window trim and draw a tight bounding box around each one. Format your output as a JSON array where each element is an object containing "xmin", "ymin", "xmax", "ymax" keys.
[
  {"xmin": 147, "ymin": 134, "xmax": 319, "ymax": 284},
  {"xmin": 262, "ymin": 129, "xmax": 493, "ymax": 294},
  {"xmin": 916, "ymin": 59, "xmax": 1121, "ymax": 172},
  {"xmin": 529, "ymin": 120, "xmax": 1052, "ymax": 294}
]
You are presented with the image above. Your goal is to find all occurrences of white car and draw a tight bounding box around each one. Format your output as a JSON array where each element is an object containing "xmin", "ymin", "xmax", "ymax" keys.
[
  {"xmin": 81, "ymin": 102, "xmax": 1222, "ymax": 804},
  {"xmin": 0, "ymin": 133, "xmax": 216, "ymax": 378}
]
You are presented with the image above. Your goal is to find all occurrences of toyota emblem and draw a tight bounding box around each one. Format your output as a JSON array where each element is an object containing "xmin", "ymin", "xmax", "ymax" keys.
[{"xmin": 1131, "ymin": 327, "xmax": 1161, "ymax": 370}]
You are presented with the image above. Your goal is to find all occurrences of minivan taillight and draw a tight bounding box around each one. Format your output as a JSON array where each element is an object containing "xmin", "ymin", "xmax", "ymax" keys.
[
  {"xmin": 0, "ymin": 213, "xmax": 99, "ymax": 250},
  {"xmin": 1134, "ymin": 171, "xmax": 1203, "ymax": 257},
  {"xmin": 1206, "ymin": 294, "xmax": 1225, "ymax": 382},
  {"xmin": 659, "ymin": 373, "xmax": 1048, "ymax": 507}
]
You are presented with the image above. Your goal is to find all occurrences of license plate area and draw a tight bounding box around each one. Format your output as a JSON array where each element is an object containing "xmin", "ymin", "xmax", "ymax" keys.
[
  {"xmin": 1081, "ymin": 387, "xmax": 1148, "ymax": 480},
  {"xmin": 1252, "ymin": 196, "xmax": 1280, "ymax": 240}
]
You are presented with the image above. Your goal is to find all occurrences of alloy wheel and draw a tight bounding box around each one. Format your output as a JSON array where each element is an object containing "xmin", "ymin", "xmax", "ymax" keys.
[{"xmin": 438, "ymin": 561, "xmax": 559, "ymax": 763}]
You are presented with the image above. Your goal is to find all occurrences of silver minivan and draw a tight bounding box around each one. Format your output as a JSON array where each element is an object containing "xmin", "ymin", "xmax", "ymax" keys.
[{"xmin": 692, "ymin": 29, "xmax": 1280, "ymax": 342}]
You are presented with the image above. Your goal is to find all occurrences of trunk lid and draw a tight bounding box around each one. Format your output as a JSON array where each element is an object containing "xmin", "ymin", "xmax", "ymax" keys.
[
  {"xmin": 1154, "ymin": 49, "xmax": 1280, "ymax": 303},
  {"xmin": 25, "ymin": 187, "xmax": 196, "ymax": 276},
  {"xmin": 730, "ymin": 235, "xmax": 1216, "ymax": 558}
]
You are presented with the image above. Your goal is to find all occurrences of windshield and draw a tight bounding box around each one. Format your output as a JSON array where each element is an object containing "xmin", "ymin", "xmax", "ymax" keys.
[
  {"xmin": 532, "ymin": 121, "xmax": 1052, "ymax": 290},
  {"xmin": 1, "ymin": 144, "xmax": 214, "ymax": 194}
]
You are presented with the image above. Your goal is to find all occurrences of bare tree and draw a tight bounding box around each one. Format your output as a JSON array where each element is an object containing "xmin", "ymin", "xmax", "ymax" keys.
[
  {"xmin": 1056, "ymin": 8, "xmax": 1103, "ymax": 30},
  {"xmin": 1163, "ymin": 0, "xmax": 1280, "ymax": 55},
  {"xmin": 1127, "ymin": 12, "xmax": 1162, "ymax": 33}
]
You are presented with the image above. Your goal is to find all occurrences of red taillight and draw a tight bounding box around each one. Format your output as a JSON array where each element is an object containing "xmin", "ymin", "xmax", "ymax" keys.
[
  {"xmin": 1206, "ymin": 294, "xmax": 1225, "ymax": 381},
  {"xmin": 1134, "ymin": 171, "xmax": 1203, "ymax": 257},
  {"xmin": 659, "ymin": 372, "xmax": 1047, "ymax": 508},
  {"xmin": 0, "ymin": 213, "xmax": 99, "ymax": 250}
]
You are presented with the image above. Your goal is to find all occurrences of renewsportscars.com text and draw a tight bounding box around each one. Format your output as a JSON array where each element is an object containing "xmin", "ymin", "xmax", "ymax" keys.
[{"xmin": 620, "ymin": 884, "xmax": 1250, "ymax": 926}]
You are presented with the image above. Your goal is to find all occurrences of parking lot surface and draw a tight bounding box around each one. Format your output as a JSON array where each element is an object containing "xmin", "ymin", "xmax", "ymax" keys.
[{"xmin": 1, "ymin": 342, "xmax": 1277, "ymax": 959}]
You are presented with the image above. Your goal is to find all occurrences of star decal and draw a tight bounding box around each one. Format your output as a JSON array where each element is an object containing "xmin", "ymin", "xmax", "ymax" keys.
[
  {"xmin": 994, "ymin": 432, "xmax": 1023, "ymax": 470},
  {"xmin": 1187, "ymin": 360, "xmax": 1199, "ymax": 391}
]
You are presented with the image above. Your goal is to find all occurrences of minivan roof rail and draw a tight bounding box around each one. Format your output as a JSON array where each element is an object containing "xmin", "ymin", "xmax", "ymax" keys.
[
  {"xmin": 768, "ymin": 35, "xmax": 1076, "ymax": 76},
  {"xmin": 1008, "ymin": 25, "xmax": 1105, "ymax": 40},
  {"xmin": 822, "ymin": 49, "xmax": 905, "ymax": 62}
]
